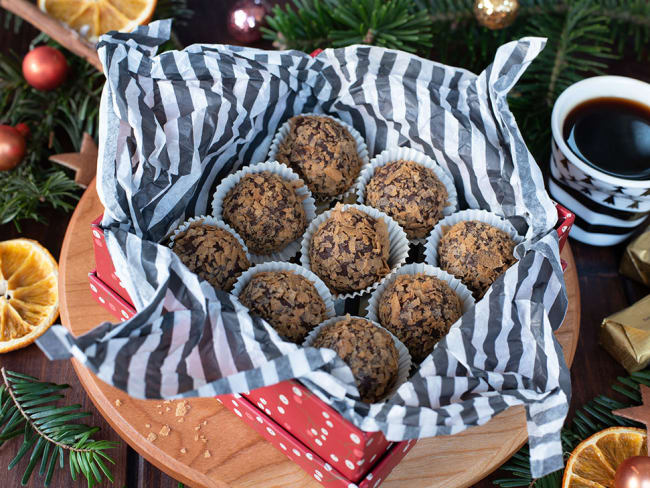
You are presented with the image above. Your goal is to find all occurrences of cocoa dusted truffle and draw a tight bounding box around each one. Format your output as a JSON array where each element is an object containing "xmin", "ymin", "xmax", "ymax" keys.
[
  {"xmin": 172, "ymin": 221, "xmax": 250, "ymax": 291},
  {"xmin": 378, "ymin": 274, "xmax": 462, "ymax": 363},
  {"xmin": 222, "ymin": 171, "xmax": 307, "ymax": 255},
  {"xmin": 239, "ymin": 270, "xmax": 328, "ymax": 343},
  {"xmin": 275, "ymin": 115, "xmax": 362, "ymax": 200},
  {"xmin": 309, "ymin": 205, "xmax": 390, "ymax": 294},
  {"xmin": 312, "ymin": 316, "xmax": 399, "ymax": 403},
  {"xmin": 365, "ymin": 160, "xmax": 449, "ymax": 239},
  {"xmin": 438, "ymin": 220, "xmax": 516, "ymax": 298}
]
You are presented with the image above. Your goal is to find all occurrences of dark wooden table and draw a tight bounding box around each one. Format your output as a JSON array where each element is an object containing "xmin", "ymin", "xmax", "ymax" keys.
[{"xmin": 1, "ymin": 2, "xmax": 649, "ymax": 486}]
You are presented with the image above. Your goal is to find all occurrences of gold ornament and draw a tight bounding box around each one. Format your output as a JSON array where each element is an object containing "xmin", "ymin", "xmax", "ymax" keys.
[{"xmin": 473, "ymin": 0, "xmax": 519, "ymax": 30}]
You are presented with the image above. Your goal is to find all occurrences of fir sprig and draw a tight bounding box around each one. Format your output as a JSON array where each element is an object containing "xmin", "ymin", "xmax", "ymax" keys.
[
  {"xmin": 0, "ymin": 368, "xmax": 118, "ymax": 487},
  {"xmin": 263, "ymin": 0, "xmax": 433, "ymax": 53},
  {"xmin": 0, "ymin": 36, "xmax": 103, "ymax": 229},
  {"xmin": 494, "ymin": 369, "xmax": 650, "ymax": 487}
]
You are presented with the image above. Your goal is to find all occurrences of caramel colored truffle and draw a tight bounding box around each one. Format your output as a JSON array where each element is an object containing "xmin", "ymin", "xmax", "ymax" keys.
[
  {"xmin": 438, "ymin": 220, "xmax": 516, "ymax": 298},
  {"xmin": 312, "ymin": 317, "xmax": 398, "ymax": 403},
  {"xmin": 378, "ymin": 274, "xmax": 462, "ymax": 363},
  {"xmin": 309, "ymin": 205, "xmax": 390, "ymax": 294},
  {"xmin": 172, "ymin": 221, "xmax": 250, "ymax": 291},
  {"xmin": 365, "ymin": 160, "xmax": 449, "ymax": 239},
  {"xmin": 239, "ymin": 270, "xmax": 328, "ymax": 343},
  {"xmin": 222, "ymin": 171, "xmax": 307, "ymax": 255},
  {"xmin": 275, "ymin": 115, "xmax": 362, "ymax": 200}
]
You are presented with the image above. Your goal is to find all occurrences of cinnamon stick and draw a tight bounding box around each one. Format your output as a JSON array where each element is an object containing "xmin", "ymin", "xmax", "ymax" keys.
[{"xmin": 0, "ymin": 0, "xmax": 102, "ymax": 71}]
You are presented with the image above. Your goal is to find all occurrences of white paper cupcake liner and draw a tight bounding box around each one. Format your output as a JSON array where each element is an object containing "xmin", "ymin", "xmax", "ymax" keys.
[
  {"xmin": 366, "ymin": 263, "xmax": 475, "ymax": 331},
  {"xmin": 266, "ymin": 112, "xmax": 370, "ymax": 203},
  {"xmin": 231, "ymin": 261, "xmax": 336, "ymax": 322},
  {"xmin": 303, "ymin": 315, "xmax": 412, "ymax": 403},
  {"xmin": 211, "ymin": 161, "xmax": 317, "ymax": 264},
  {"xmin": 300, "ymin": 203, "xmax": 410, "ymax": 301},
  {"xmin": 356, "ymin": 146, "xmax": 459, "ymax": 245},
  {"xmin": 168, "ymin": 215, "xmax": 252, "ymax": 264},
  {"xmin": 424, "ymin": 209, "xmax": 525, "ymax": 267}
]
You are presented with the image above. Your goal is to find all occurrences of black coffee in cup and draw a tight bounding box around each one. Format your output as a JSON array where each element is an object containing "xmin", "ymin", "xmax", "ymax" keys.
[{"xmin": 563, "ymin": 97, "xmax": 650, "ymax": 180}]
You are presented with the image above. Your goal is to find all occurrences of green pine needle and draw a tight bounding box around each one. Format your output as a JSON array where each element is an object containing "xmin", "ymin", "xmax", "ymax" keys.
[
  {"xmin": 0, "ymin": 368, "xmax": 118, "ymax": 488},
  {"xmin": 263, "ymin": 0, "xmax": 433, "ymax": 53}
]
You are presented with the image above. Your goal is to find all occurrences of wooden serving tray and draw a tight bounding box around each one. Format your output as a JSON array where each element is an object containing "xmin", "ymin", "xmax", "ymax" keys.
[{"xmin": 59, "ymin": 180, "xmax": 580, "ymax": 488}]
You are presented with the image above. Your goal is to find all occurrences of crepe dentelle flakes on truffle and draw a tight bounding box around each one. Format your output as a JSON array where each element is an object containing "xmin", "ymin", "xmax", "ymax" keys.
[
  {"xmin": 275, "ymin": 115, "xmax": 362, "ymax": 200},
  {"xmin": 171, "ymin": 221, "xmax": 250, "ymax": 291},
  {"xmin": 378, "ymin": 274, "xmax": 462, "ymax": 363},
  {"xmin": 365, "ymin": 160, "xmax": 449, "ymax": 239},
  {"xmin": 239, "ymin": 270, "xmax": 328, "ymax": 343},
  {"xmin": 222, "ymin": 171, "xmax": 307, "ymax": 255},
  {"xmin": 438, "ymin": 220, "xmax": 516, "ymax": 298},
  {"xmin": 312, "ymin": 316, "xmax": 398, "ymax": 403},
  {"xmin": 308, "ymin": 204, "xmax": 390, "ymax": 294}
]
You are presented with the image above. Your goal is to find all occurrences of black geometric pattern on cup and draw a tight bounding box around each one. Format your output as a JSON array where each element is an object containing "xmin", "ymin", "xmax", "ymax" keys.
[
  {"xmin": 549, "ymin": 176, "xmax": 650, "ymax": 221},
  {"xmin": 551, "ymin": 141, "xmax": 650, "ymax": 202}
]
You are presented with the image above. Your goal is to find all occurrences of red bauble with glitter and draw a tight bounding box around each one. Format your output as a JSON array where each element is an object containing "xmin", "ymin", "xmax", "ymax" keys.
[
  {"xmin": 615, "ymin": 456, "xmax": 650, "ymax": 488},
  {"xmin": 0, "ymin": 125, "xmax": 27, "ymax": 171},
  {"xmin": 227, "ymin": 0, "xmax": 269, "ymax": 44},
  {"xmin": 22, "ymin": 46, "xmax": 69, "ymax": 91}
]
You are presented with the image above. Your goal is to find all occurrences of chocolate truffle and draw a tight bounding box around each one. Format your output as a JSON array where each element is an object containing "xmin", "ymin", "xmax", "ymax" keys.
[
  {"xmin": 438, "ymin": 220, "xmax": 516, "ymax": 298},
  {"xmin": 275, "ymin": 115, "xmax": 362, "ymax": 200},
  {"xmin": 378, "ymin": 274, "xmax": 462, "ymax": 363},
  {"xmin": 309, "ymin": 205, "xmax": 390, "ymax": 294},
  {"xmin": 222, "ymin": 171, "xmax": 307, "ymax": 255},
  {"xmin": 239, "ymin": 270, "xmax": 328, "ymax": 343},
  {"xmin": 312, "ymin": 317, "xmax": 399, "ymax": 403},
  {"xmin": 365, "ymin": 160, "xmax": 449, "ymax": 239},
  {"xmin": 172, "ymin": 221, "xmax": 250, "ymax": 291}
]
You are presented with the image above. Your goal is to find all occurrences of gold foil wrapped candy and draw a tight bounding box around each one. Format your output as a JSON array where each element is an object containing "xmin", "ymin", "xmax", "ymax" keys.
[
  {"xmin": 600, "ymin": 295, "xmax": 650, "ymax": 372},
  {"xmin": 620, "ymin": 230, "xmax": 650, "ymax": 286}
]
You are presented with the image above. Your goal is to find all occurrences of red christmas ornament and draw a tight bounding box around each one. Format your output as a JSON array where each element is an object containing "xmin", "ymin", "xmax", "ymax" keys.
[
  {"xmin": 0, "ymin": 125, "xmax": 27, "ymax": 171},
  {"xmin": 615, "ymin": 456, "xmax": 650, "ymax": 488},
  {"xmin": 22, "ymin": 46, "xmax": 69, "ymax": 91},
  {"xmin": 227, "ymin": 0, "xmax": 268, "ymax": 44}
]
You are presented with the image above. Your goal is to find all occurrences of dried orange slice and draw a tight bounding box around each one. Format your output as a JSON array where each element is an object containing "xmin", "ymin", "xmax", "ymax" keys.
[
  {"xmin": 38, "ymin": 0, "xmax": 157, "ymax": 42},
  {"xmin": 563, "ymin": 426, "xmax": 647, "ymax": 487},
  {"xmin": 0, "ymin": 239, "xmax": 59, "ymax": 353}
]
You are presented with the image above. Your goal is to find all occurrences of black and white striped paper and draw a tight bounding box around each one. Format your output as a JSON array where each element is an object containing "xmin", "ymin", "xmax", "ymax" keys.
[{"xmin": 37, "ymin": 21, "xmax": 569, "ymax": 477}]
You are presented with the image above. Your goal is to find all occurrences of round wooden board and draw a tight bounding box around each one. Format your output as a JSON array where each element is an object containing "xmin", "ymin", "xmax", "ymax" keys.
[{"xmin": 60, "ymin": 180, "xmax": 580, "ymax": 488}]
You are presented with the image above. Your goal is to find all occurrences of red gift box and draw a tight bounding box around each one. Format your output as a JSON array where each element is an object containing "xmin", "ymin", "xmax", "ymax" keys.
[{"xmin": 88, "ymin": 204, "xmax": 573, "ymax": 487}]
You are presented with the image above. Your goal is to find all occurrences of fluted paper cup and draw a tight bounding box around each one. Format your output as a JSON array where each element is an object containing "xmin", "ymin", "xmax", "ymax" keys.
[
  {"xmin": 211, "ymin": 161, "xmax": 317, "ymax": 264},
  {"xmin": 424, "ymin": 209, "xmax": 524, "ymax": 267},
  {"xmin": 356, "ymin": 146, "xmax": 458, "ymax": 244},
  {"xmin": 366, "ymin": 263, "xmax": 475, "ymax": 331},
  {"xmin": 303, "ymin": 315, "xmax": 412, "ymax": 403},
  {"xmin": 300, "ymin": 203, "xmax": 410, "ymax": 301},
  {"xmin": 231, "ymin": 261, "xmax": 336, "ymax": 322},
  {"xmin": 267, "ymin": 112, "xmax": 369, "ymax": 203}
]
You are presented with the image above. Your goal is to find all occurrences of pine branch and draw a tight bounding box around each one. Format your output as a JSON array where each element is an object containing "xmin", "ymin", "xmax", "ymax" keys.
[
  {"xmin": 0, "ymin": 368, "xmax": 118, "ymax": 488},
  {"xmin": 494, "ymin": 370, "xmax": 650, "ymax": 487},
  {"xmin": 263, "ymin": 0, "xmax": 433, "ymax": 53}
]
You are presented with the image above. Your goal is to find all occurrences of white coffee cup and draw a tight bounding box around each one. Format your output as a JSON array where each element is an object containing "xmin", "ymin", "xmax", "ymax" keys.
[{"xmin": 549, "ymin": 75, "xmax": 650, "ymax": 246}]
